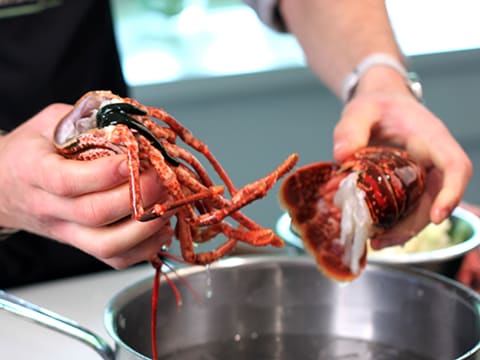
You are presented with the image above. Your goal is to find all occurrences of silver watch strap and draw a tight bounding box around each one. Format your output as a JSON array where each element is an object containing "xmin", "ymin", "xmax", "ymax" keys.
[{"xmin": 342, "ymin": 53, "xmax": 422, "ymax": 103}]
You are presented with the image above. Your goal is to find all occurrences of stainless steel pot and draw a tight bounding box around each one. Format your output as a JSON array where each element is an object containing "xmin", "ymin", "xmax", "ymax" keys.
[{"xmin": 1, "ymin": 256, "xmax": 480, "ymax": 359}]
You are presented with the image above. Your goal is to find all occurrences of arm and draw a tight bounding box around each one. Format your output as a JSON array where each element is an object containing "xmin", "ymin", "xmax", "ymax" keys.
[
  {"xmin": 247, "ymin": 0, "xmax": 473, "ymax": 236},
  {"xmin": 280, "ymin": 0, "xmax": 405, "ymax": 98},
  {"xmin": 247, "ymin": 0, "xmax": 407, "ymax": 97}
]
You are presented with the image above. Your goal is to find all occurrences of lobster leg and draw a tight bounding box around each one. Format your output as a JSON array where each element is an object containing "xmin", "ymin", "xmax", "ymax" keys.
[
  {"xmin": 176, "ymin": 210, "xmax": 238, "ymax": 265},
  {"xmin": 141, "ymin": 185, "xmax": 224, "ymax": 221},
  {"xmin": 144, "ymin": 104, "xmax": 239, "ymax": 196},
  {"xmin": 196, "ymin": 153, "xmax": 299, "ymax": 226}
]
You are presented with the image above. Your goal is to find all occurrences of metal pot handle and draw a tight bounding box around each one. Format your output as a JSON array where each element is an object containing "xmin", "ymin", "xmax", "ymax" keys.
[{"xmin": 0, "ymin": 289, "xmax": 115, "ymax": 360}]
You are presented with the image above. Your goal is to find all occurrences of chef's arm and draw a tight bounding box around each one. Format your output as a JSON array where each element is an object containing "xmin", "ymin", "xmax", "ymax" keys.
[{"xmin": 245, "ymin": 0, "xmax": 411, "ymax": 101}]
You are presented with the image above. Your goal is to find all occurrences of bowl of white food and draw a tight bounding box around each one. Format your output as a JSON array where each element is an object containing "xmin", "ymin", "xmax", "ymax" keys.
[{"xmin": 275, "ymin": 206, "xmax": 480, "ymax": 277}]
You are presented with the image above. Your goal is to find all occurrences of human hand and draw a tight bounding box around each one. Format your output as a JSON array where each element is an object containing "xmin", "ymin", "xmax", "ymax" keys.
[
  {"xmin": 333, "ymin": 69, "xmax": 472, "ymax": 248},
  {"xmin": 456, "ymin": 203, "xmax": 480, "ymax": 292},
  {"xmin": 456, "ymin": 248, "xmax": 480, "ymax": 293},
  {"xmin": 0, "ymin": 103, "xmax": 173, "ymax": 268}
]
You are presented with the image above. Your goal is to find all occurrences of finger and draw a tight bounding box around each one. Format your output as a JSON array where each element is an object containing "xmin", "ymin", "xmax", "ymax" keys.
[
  {"xmin": 36, "ymin": 167, "xmax": 168, "ymax": 226},
  {"xmin": 405, "ymin": 125, "xmax": 472, "ymax": 224},
  {"xmin": 333, "ymin": 100, "xmax": 380, "ymax": 161},
  {"xmin": 33, "ymin": 153, "xmax": 130, "ymax": 196},
  {"xmin": 51, "ymin": 214, "xmax": 173, "ymax": 262},
  {"xmin": 429, "ymin": 146, "xmax": 472, "ymax": 223},
  {"xmin": 456, "ymin": 265, "xmax": 473, "ymax": 287},
  {"xmin": 456, "ymin": 251, "xmax": 479, "ymax": 287},
  {"xmin": 369, "ymin": 195, "xmax": 432, "ymax": 250},
  {"xmin": 104, "ymin": 224, "xmax": 174, "ymax": 269},
  {"xmin": 370, "ymin": 169, "xmax": 441, "ymax": 249}
]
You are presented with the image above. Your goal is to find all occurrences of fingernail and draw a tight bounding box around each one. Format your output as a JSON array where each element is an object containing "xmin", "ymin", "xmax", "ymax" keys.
[
  {"xmin": 333, "ymin": 141, "xmax": 344, "ymax": 153},
  {"xmin": 432, "ymin": 207, "xmax": 449, "ymax": 224},
  {"xmin": 118, "ymin": 159, "xmax": 129, "ymax": 177},
  {"xmin": 333, "ymin": 141, "xmax": 349, "ymax": 160}
]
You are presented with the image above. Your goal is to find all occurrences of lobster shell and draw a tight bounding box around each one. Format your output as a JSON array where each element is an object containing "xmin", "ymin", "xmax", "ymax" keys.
[{"xmin": 279, "ymin": 146, "xmax": 426, "ymax": 281}]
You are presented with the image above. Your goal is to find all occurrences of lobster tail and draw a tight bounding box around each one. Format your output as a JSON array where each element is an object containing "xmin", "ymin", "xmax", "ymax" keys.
[{"xmin": 279, "ymin": 146, "xmax": 426, "ymax": 282}]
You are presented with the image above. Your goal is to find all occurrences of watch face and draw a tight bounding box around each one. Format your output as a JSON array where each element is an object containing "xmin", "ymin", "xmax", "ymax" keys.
[{"xmin": 410, "ymin": 81, "xmax": 423, "ymax": 102}]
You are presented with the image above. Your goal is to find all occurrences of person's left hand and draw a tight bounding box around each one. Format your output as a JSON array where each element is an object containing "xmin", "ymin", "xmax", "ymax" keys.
[
  {"xmin": 457, "ymin": 247, "xmax": 480, "ymax": 293},
  {"xmin": 333, "ymin": 78, "xmax": 472, "ymax": 248},
  {"xmin": 455, "ymin": 202, "xmax": 480, "ymax": 292}
]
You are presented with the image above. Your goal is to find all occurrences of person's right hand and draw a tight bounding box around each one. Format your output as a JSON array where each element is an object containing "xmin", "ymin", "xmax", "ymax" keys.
[
  {"xmin": 0, "ymin": 103, "xmax": 173, "ymax": 269},
  {"xmin": 333, "ymin": 67, "xmax": 473, "ymax": 249}
]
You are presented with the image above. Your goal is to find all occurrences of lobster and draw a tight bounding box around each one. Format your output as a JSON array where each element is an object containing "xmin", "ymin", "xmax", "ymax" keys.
[
  {"xmin": 54, "ymin": 90, "xmax": 298, "ymax": 359},
  {"xmin": 279, "ymin": 146, "xmax": 426, "ymax": 282}
]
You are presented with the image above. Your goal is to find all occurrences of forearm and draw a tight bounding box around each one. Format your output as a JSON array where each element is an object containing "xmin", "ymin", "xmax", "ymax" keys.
[{"xmin": 279, "ymin": 0, "xmax": 404, "ymax": 98}]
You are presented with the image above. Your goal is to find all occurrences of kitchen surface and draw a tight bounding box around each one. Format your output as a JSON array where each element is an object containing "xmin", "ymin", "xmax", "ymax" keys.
[{"xmin": 2, "ymin": 1, "xmax": 480, "ymax": 359}]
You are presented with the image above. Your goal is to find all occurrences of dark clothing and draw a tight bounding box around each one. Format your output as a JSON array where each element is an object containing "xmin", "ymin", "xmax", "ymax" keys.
[
  {"xmin": 0, "ymin": 0, "xmax": 127, "ymax": 131},
  {"xmin": 0, "ymin": 233, "xmax": 113, "ymax": 288},
  {"xmin": 0, "ymin": 0, "xmax": 128, "ymax": 287}
]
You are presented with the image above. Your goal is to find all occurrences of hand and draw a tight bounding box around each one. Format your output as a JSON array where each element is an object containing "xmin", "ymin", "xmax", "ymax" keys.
[
  {"xmin": 457, "ymin": 248, "xmax": 480, "ymax": 293},
  {"xmin": 455, "ymin": 202, "xmax": 480, "ymax": 292},
  {"xmin": 0, "ymin": 103, "xmax": 173, "ymax": 268},
  {"xmin": 333, "ymin": 68, "xmax": 472, "ymax": 247}
]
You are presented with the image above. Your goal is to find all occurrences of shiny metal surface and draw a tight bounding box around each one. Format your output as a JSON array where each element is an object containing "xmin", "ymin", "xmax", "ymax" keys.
[
  {"xmin": 0, "ymin": 255, "xmax": 479, "ymax": 359},
  {"xmin": 0, "ymin": 289, "xmax": 115, "ymax": 360},
  {"xmin": 276, "ymin": 207, "xmax": 480, "ymax": 276},
  {"xmin": 105, "ymin": 256, "xmax": 480, "ymax": 360}
]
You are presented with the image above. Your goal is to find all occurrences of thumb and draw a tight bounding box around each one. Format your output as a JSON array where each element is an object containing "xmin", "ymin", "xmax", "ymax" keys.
[{"xmin": 333, "ymin": 101, "xmax": 379, "ymax": 161}]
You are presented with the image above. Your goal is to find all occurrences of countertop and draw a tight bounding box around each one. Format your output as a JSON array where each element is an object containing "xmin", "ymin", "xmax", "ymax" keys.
[{"xmin": 0, "ymin": 264, "xmax": 154, "ymax": 360}]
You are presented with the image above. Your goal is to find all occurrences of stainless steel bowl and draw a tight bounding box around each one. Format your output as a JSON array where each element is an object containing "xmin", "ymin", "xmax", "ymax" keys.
[{"xmin": 276, "ymin": 207, "xmax": 480, "ymax": 276}]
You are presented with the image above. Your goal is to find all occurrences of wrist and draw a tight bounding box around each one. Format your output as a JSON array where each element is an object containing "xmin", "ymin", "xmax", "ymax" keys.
[
  {"xmin": 342, "ymin": 53, "xmax": 423, "ymax": 103},
  {"xmin": 355, "ymin": 66, "xmax": 412, "ymax": 97}
]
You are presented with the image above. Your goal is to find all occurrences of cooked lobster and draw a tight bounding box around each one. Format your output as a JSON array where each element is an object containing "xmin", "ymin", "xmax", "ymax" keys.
[
  {"xmin": 54, "ymin": 91, "xmax": 298, "ymax": 265},
  {"xmin": 279, "ymin": 146, "xmax": 426, "ymax": 281},
  {"xmin": 54, "ymin": 90, "xmax": 298, "ymax": 359}
]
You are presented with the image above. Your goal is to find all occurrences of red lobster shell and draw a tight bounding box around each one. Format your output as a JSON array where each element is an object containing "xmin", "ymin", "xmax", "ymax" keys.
[
  {"xmin": 54, "ymin": 91, "xmax": 299, "ymax": 265},
  {"xmin": 279, "ymin": 146, "xmax": 426, "ymax": 281}
]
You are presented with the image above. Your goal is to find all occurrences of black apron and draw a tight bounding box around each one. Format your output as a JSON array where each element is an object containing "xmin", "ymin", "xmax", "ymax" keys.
[{"xmin": 0, "ymin": 0, "xmax": 128, "ymax": 288}]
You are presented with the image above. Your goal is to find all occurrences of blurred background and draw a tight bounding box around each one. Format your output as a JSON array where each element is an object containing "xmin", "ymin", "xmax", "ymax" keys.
[{"xmin": 110, "ymin": 0, "xmax": 480, "ymax": 232}]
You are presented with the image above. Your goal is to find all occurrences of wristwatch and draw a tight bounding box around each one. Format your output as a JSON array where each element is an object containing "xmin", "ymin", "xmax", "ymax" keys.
[
  {"xmin": 405, "ymin": 71, "xmax": 424, "ymax": 103},
  {"xmin": 342, "ymin": 53, "xmax": 424, "ymax": 103}
]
